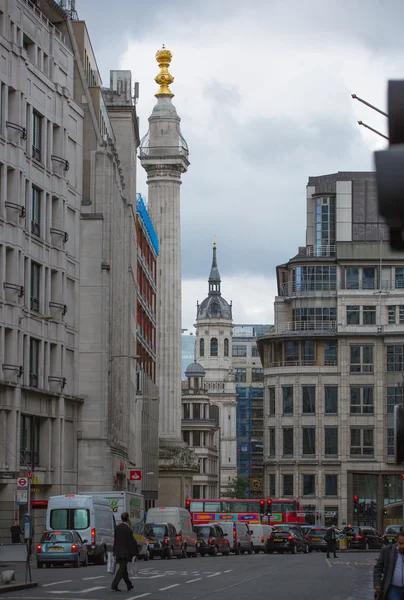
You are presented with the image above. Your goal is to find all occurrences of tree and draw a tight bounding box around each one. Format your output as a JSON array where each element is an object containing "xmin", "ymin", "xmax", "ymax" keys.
[{"xmin": 225, "ymin": 476, "xmax": 248, "ymax": 499}]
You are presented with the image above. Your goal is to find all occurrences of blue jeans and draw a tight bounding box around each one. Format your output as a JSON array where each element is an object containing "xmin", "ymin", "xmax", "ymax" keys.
[{"xmin": 389, "ymin": 586, "xmax": 404, "ymax": 600}]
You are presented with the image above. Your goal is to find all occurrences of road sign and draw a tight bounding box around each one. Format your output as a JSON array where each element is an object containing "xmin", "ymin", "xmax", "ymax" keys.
[
  {"xmin": 17, "ymin": 489, "xmax": 28, "ymax": 505},
  {"xmin": 129, "ymin": 470, "xmax": 142, "ymax": 481},
  {"xmin": 17, "ymin": 477, "xmax": 28, "ymax": 489},
  {"xmin": 27, "ymin": 471, "xmax": 33, "ymax": 479}
]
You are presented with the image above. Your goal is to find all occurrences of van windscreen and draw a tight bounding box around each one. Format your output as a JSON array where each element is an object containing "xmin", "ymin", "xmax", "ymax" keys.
[{"xmin": 50, "ymin": 508, "xmax": 90, "ymax": 530}]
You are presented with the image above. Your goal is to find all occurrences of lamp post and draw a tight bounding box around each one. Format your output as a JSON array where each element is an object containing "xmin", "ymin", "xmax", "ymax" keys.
[{"xmin": 76, "ymin": 430, "xmax": 82, "ymax": 493}]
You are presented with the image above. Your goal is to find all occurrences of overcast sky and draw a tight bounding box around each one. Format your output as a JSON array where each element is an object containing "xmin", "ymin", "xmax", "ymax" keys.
[{"xmin": 77, "ymin": 0, "xmax": 402, "ymax": 331}]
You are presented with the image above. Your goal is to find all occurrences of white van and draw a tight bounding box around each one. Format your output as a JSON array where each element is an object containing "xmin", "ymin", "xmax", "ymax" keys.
[
  {"xmin": 249, "ymin": 524, "xmax": 273, "ymax": 553},
  {"xmin": 46, "ymin": 494, "xmax": 115, "ymax": 564},
  {"xmin": 146, "ymin": 507, "xmax": 197, "ymax": 557}
]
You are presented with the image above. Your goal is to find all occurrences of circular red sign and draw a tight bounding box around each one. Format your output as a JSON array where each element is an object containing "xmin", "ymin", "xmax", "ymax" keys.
[{"xmin": 18, "ymin": 477, "xmax": 28, "ymax": 487}]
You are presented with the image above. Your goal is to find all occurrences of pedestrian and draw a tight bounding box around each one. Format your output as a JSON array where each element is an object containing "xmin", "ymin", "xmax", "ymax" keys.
[
  {"xmin": 111, "ymin": 512, "xmax": 138, "ymax": 592},
  {"xmin": 374, "ymin": 530, "xmax": 404, "ymax": 599},
  {"xmin": 10, "ymin": 521, "xmax": 22, "ymax": 544},
  {"xmin": 325, "ymin": 524, "xmax": 338, "ymax": 558}
]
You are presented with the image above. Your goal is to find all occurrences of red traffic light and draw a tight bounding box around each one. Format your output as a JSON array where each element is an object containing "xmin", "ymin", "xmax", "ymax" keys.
[
  {"xmin": 353, "ymin": 495, "xmax": 359, "ymax": 501},
  {"xmin": 267, "ymin": 499, "xmax": 272, "ymax": 504},
  {"xmin": 259, "ymin": 500, "xmax": 265, "ymax": 505}
]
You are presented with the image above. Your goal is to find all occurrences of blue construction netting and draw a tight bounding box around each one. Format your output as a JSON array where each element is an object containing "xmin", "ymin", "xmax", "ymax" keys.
[{"xmin": 136, "ymin": 193, "xmax": 159, "ymax": 256}]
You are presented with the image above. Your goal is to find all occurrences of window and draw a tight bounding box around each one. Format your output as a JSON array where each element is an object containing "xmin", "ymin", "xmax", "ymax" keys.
[
  {"xmin": 325, "ymin": 427, "xmax": 338, "ymax": 455},
  {"xmin": 302, "ymin": 340, "xmax": 315, "ymax": 364},
  {"xmin": 387, "ymin": 345, "xmax": 404, "ymax": 372},
  {"xmin": 29, "ymin": 338, "xmax": 39, "ymax": 387},
  {"xmin": 395, "ymin": 268, "xmax": 404, "ymax": 289},
  {"xmin": 50, "ymin": 509, "xmax": 89, "ymax": 530},
  {"xmin": 282, "ymin": 386, "xmax": 293, "ymax": 414},
  {"xmin": 193, "ymin": 404, "xmax": 201, "ymax": 419},
  {"xmin": 363, "ymin": 306, "xmax": 376, "ymax": 325},
  {"xmin": 387, "ymin": 306, "xmax": 404, "ymax": 325},
  {"xmin": 285, "ymin": 341, "xmax": 299, "ymax": 363},
  {"xmin": 200, "ymin": 338, "xmax": 204, "ymax": 357},
  {"xmin": 346, "ymin": 267, "xmax": 359, "ymax": 289},
  {"xmin": 252, "ymin": 368, "xmax": 264, "ymax": 382},
  {"xmin": 324, "ymin": 340, "xmax": 337, "ymax": 365},
  {"xmin": 32, "ymin": 110, "xmax": 42, "ymax": 161},
  {"xmin": 183, "ymin": 431, "xmax": 190, "ymax": 444},
  {"xmin": 387, "ymin": 387, "xmax": 404, "ymax": 413},
  {"xmin": 31, "ymin": 186, "xmax": 41, "ymax": 236},
  {"xmin": 350, "ymin": 428, "xmax": 374, "ymax": 456},
  {"xmin": 232, "ymin": 344, "xmax": 246, "ymax": 357},
  {"xmin": 30, "ymin": 261, "xmax": 40, "ymax": 312},
  {"xmin": 268, "ymin": 474, "xmax": 276, "ymax": 496},
  {"xmin": 325, "ymin": 475, "xmax": 338, "ymax": 496},
  {"xmin": 269, "ymin": 428, "xmax": 275, "ymax": 456},
  {"xmin": 350, "ymin": 387, "xmax": 374, "ymax": 414},
  {"xmin": 295, "ymin": 265, "xmax": 337, "ymax": 292},
  {"xmin": 252, "ymin": 345, "xmax": 259, "ymax": 357},
  {"xmin": 283, "ymin": 474, "xmax": 294, "ymax": 497},
  {"xmin": 293, "ymin": 307, "xmax": 337, "ymax": 329},
  {"xmin": 193, "ymin": 431, "xmax": 201, "ymax": 446},
  {"xmin": 224, "ymin": 338, "xmax": 229, "ymax": 357},
  {"xmin": 303, "ymin": 474, "xmax": 315, "ymax": 496},
  {"xmin": 234, "ymin": 368, "xmax": 246, "ymax": 383},
  {"xmin": 350, "ymin": 344, "xmax": 373, "ymax": 373},
  {"xmin": 302, "ymin": 386, "xmax": 315, "ymax": 414},
  {"xmin": 315, "ymin": 196, "xmax": 335, "ymax": 249},
  {"xmin": 302, "ymin": 427, "xmax": 315, "ymax": 455},
  {"xmin": 283, "ymin": 428, "xmax": 293, "ymax": 456},
  {"xmin": 363, "ymin": 268, "xmax": 376, "ymax": 290},
  {"xmin": 325, "ymin": 386, "xmax": 338, "ymax": 414},
  {"xmin": 183, "ymin": 404, "xmax": 190, "ymax": 419},
  {"xmin": 20, "ymin": 415, "xmax": 39, "ymax": 466},
  {"xmin": 269, "ymin": 387, "xmax": 275, "ymax": 416},
  {"xmin": 210, "ymin": 337, "xmax": 218, "ymax": 357},
  {"xmin": 347, "ymin": 305, "xmax": 360, "ymax": 325},
  {"xmin": 346, "ymin": 267, "xmax": 375, "ymax": 290},
  {"xmin": 387, "ymin": 429, "xmax": 394, "ymax": 456}
]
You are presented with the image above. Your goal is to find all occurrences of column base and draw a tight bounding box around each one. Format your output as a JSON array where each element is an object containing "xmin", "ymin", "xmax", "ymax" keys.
[{"xmin": 157, "ymin": 441, "xmax": 199, "ymax": 506}]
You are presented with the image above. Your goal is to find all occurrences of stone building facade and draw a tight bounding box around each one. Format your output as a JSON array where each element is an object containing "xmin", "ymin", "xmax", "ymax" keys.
[
  {"xmin": 0, "ymin": 0, "xmax": 83, "ymax": 540},
  {"xmin": 258, "ymin": 172, "xmax": 404, "ymax": 529},
  {"xmin": 193, "ymin": 243, "xmax": 237, "ymax": 496}
]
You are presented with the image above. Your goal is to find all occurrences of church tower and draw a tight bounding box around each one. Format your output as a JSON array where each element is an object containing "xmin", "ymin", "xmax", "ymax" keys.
[
  {"xmin": 195, "ymin": 241, "xmax": 238, "ymax": 495},
  {"xmin": 140, "ymin": 49, "xmax": 197, "ymax": 504}
]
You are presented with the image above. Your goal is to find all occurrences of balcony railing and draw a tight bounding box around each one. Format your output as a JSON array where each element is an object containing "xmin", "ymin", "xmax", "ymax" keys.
[
  {"xmin": 280, "ymin": 281, "xmax": 337, "ymax": 297},
  {"xmin": 268, "ymin": 358, "xmax": 337, "ymax": 368},
  {"xmin": 139, "ymin": 145, "xmax": 189, "ymax": 159},
  {"xmin": 21, "ymin": 0, "xmax": 66, "ymax": 43},
  {"xmin": 277, "ymin": 320, "xmax": 337, "ymax": 333},
  {"xmin": 306, "ymin": 245, "xmax": 335, "ymax": 257}
]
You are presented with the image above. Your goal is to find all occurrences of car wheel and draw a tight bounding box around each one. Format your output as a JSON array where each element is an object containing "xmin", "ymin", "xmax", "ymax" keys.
[
  {"xmin": 223, "ymin": 544, "xmax": 230, "ymax": 556},
  {"xmin": 267, "ymin": 550, "xmax": 273, "ymax": 554},
  {"xmin": 166, "ymin": 547, "xmax": 173, "ymax": 559},
  {"xmin": 37, "ymin": 562, "xmax": 43, "ymax": 568},
  {"xmin": 292, "ymin": 544, "xmax": 297, "ymax": 554},
  {"xmin": 81, "ymin": 553, "xmax": 89, "ymax": 567},
  {"xmin": 182, "ymin": 545, "xmax": 187, "ymax": 559},
  {"xmin": 235, "ymin": 544, "xmax": 241, "ymax": 555},
  {"xmin": 144, "ymin": 549, "xmax": 150, "ymax": 562},
  {"xmin": 365, "ymin": 541, "xmax": 370, "ymax": 550},
  {"xmin": 211, "ymin": 545, "xmax": 218, "ymax": 557},
  {"xmin": 73, "ymin": 555, "xmax": 80, "ymax": 568},
  {"xmin": 254, "ymin": 549, "xmax": 260, "ymax": 554},
  {"xmin": 192, "ymin": 548, "xmax": 198, "ymax": 558},
  {"xmin": 200, "ymin": 551, "xmax": 205, "ymax": 557},
  {"xmin": 304, "ymin": 544, "xmax": 309, "ymax": 554},
  {"xmin": 149, "ymin": 553, "xmax": 154, "ymax": 560},
  {"xmin": 248, "ymin": 545, "xmax": 253, "ymax": 555}
]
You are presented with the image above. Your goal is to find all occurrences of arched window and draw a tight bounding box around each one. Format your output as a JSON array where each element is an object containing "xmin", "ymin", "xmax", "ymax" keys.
[
  {"xmin": 200, "ymin": 338, "xmax": 205, "ymax": 357},
  {"xmin": 210, "ymin": 337, "xmax": 218, "ymax": 357},
  {"xmin": 224, "ymin": 338, "xmax": 229, "ymax": 357}
]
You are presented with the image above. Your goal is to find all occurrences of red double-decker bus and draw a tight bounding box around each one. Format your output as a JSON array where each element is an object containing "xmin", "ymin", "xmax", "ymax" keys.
[{"xmin": 185, "ymin": 498, "xmax": 305, "ymax": 525}]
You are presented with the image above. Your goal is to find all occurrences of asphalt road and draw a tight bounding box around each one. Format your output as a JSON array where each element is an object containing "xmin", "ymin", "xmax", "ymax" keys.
[{"xmin": 1, "ymin": 550, "xmax": 378, "ymax": 600}]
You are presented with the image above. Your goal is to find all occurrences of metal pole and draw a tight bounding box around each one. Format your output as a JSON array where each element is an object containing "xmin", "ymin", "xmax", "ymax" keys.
[
  {"xmin": 357, "ymin": 120, "xmax": 389, "ymax": 141},
  {"xmin": 402, "ymin": 480, "xmax": 404, "ymax": 525},
  {"xmin": 351, "ymin": 93, "xmax": 388, "ymax": 118}
]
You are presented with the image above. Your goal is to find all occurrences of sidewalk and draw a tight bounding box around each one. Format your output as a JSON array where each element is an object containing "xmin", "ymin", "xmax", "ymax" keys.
[{"xmin": 0, "ymin": 561, "xmax": 38, "ymax": 594}]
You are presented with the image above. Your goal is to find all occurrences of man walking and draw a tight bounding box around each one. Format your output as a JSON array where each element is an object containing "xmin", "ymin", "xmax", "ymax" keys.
[
  {"xmin": 374, "ymin": 530, "xmax": 404, "ymax": 599},
  {"xmin": 325, "ymin": 524, "xmax": 338, "ymax": 559},
  {"xmin": 111, "ymin": 512, "xmax": 138, "ymax": 592}
]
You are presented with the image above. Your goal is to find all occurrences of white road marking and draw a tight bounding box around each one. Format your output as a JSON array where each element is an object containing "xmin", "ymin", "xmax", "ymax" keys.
[
  {"xmin": 43, "ymin": 580, "xmax": 72, "ymax": 587},
  {"xmin": 159, "ymin": 584, "xmax": 180, "ymax": 591},
  {"xmin": 206, "ymin": 572, "xmax": 221, "ymax": 578},
  {"xmin": 186, "ymin": 577, "xmax": 202, "ymax": 583},
  {"xmin": 81, "ymin": 576, "xmax": 106, "ymax": 580},
  {"xmin": 223, "ymin": 569, "xmax": 233, "ymax": 573},
  {"xmin": 127, "ymin": 595, "xmax": 151, "ymax": 600},
  {"xmin": 78, "ymin": 587, "xmax": 106, "ymax": 593},
  {"xmin": 326, "ymin": 558, "xmax": 332, "ymax": 567}
]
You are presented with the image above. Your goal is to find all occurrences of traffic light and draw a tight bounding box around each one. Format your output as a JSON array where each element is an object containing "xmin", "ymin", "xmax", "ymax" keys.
[
  {"xmin": 259, "ymin": 500, "xmax": 265, "ymax": 518},
  {"xmin": 185, "ymin": 499, "xmax": 191, "ymax": 510},
  {"xmin": 353, "ymin": 495, "xmax": 359, "ymax": 514},
  {"xmin": 266, "ymin": 499, "xmax": 272, "ymax": 516},
  {"xmin": 375, "ymin": 80, "xmax": 404, "ymax": 249}
]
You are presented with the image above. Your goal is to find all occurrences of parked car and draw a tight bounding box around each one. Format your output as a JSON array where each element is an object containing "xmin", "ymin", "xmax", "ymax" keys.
[
  {"xmin": 194, "ymin": 524, "xmax": 230, "ymax": 556},
  {"xmin": 342, "ymin": 526, "xmax": 383, "ymax": 550},
  {"xmin": 219, "ymin": 522, "xmax": 253, "ymax": 555},
  {"xmin": 249, "ymin": 524, "xmax": 272, "ymax": 553},
  {"xmin": 304, "ymin": 527, "xmax": 340, "ymax": 553},
  {"xmin": 267, "ymin": 524, "xmax": 309, "ymax": 554},
  {"xmin": 36, "ymin": 530, "xmax": 88, "ymax": 568},
  {"xmin": 144, "ymin": 522, "xmax": 183, "ymax": 559},
  {"xmin": 146, "ymin": 507, "xmax": 197, "ymax": 557},
  {"xmin": 382, "ymin": 525, "xmax": 403, "ymax": 545}
]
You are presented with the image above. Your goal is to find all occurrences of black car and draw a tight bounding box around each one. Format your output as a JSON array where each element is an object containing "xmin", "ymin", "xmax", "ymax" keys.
[
  {"xmin": 342, "ymin": 526, "xmax": 383, "ymax": 550},
  {"xmin": 266, "ymin": 524, "xmax": 309, "ymax": 554},
  {"xmin": 194, "ymin": 525, "xmax": 230, "ymax": 556},
  {"xmin": 304, "ymin": 527, "xmax": 337, "ymax": 553},
  {"xmin": 382, "ymin": 525, "xmax": 403, "ymax": 545},
  {"xmin": 144, "ymin": 523, "xmax": 182, "ymax": 559}
]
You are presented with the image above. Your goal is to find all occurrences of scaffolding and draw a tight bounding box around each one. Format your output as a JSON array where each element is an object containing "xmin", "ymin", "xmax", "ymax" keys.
[{"xmin": 236, "ymin": 386, "xmax": 264, "ymax": 498}]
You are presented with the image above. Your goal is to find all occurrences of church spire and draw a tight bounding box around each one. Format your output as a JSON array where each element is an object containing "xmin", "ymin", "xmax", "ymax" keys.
[{"xmin": 208, "ymin": 237, "xmax": 221, "ymax": 296}]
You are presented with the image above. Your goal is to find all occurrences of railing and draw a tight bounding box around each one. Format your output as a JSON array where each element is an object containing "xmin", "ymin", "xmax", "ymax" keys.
[
  {"xmin": 139, "ymin": 145, "xmax": 189, "ymax": 159},
  {"xmin": 280, "ymin": 320, "xmax": 337, "ymax": 333},
  {"xmin": 306, "ymin": 245, "xmax": 335, "ymax": 257},
  {"xmin": 21, "ymin": 0, "xmax": 66, "ymax": 43},
  {"xmin": 268, "ymin": 359, "xmax": 337, "ymax": 368},
  {"xmin": 280, "ymin": 281, "xmax": 337, "ymax": 297}
]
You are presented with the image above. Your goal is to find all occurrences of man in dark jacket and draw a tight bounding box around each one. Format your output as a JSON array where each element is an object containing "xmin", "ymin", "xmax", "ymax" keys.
[
  {"xmin": 325, "ymin": 524, "xmax": 338, "ymax": 558},
  {"xmin": 374, "ymin": 530, "xmax": 404, "ymax": 599},
  {"xmin": 10, "ymin": 521, "xmax": 22, "ymax": 544},
  {"xmin": 111, "ymin": 512, "xmax": 138, "ymax": 592}
]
